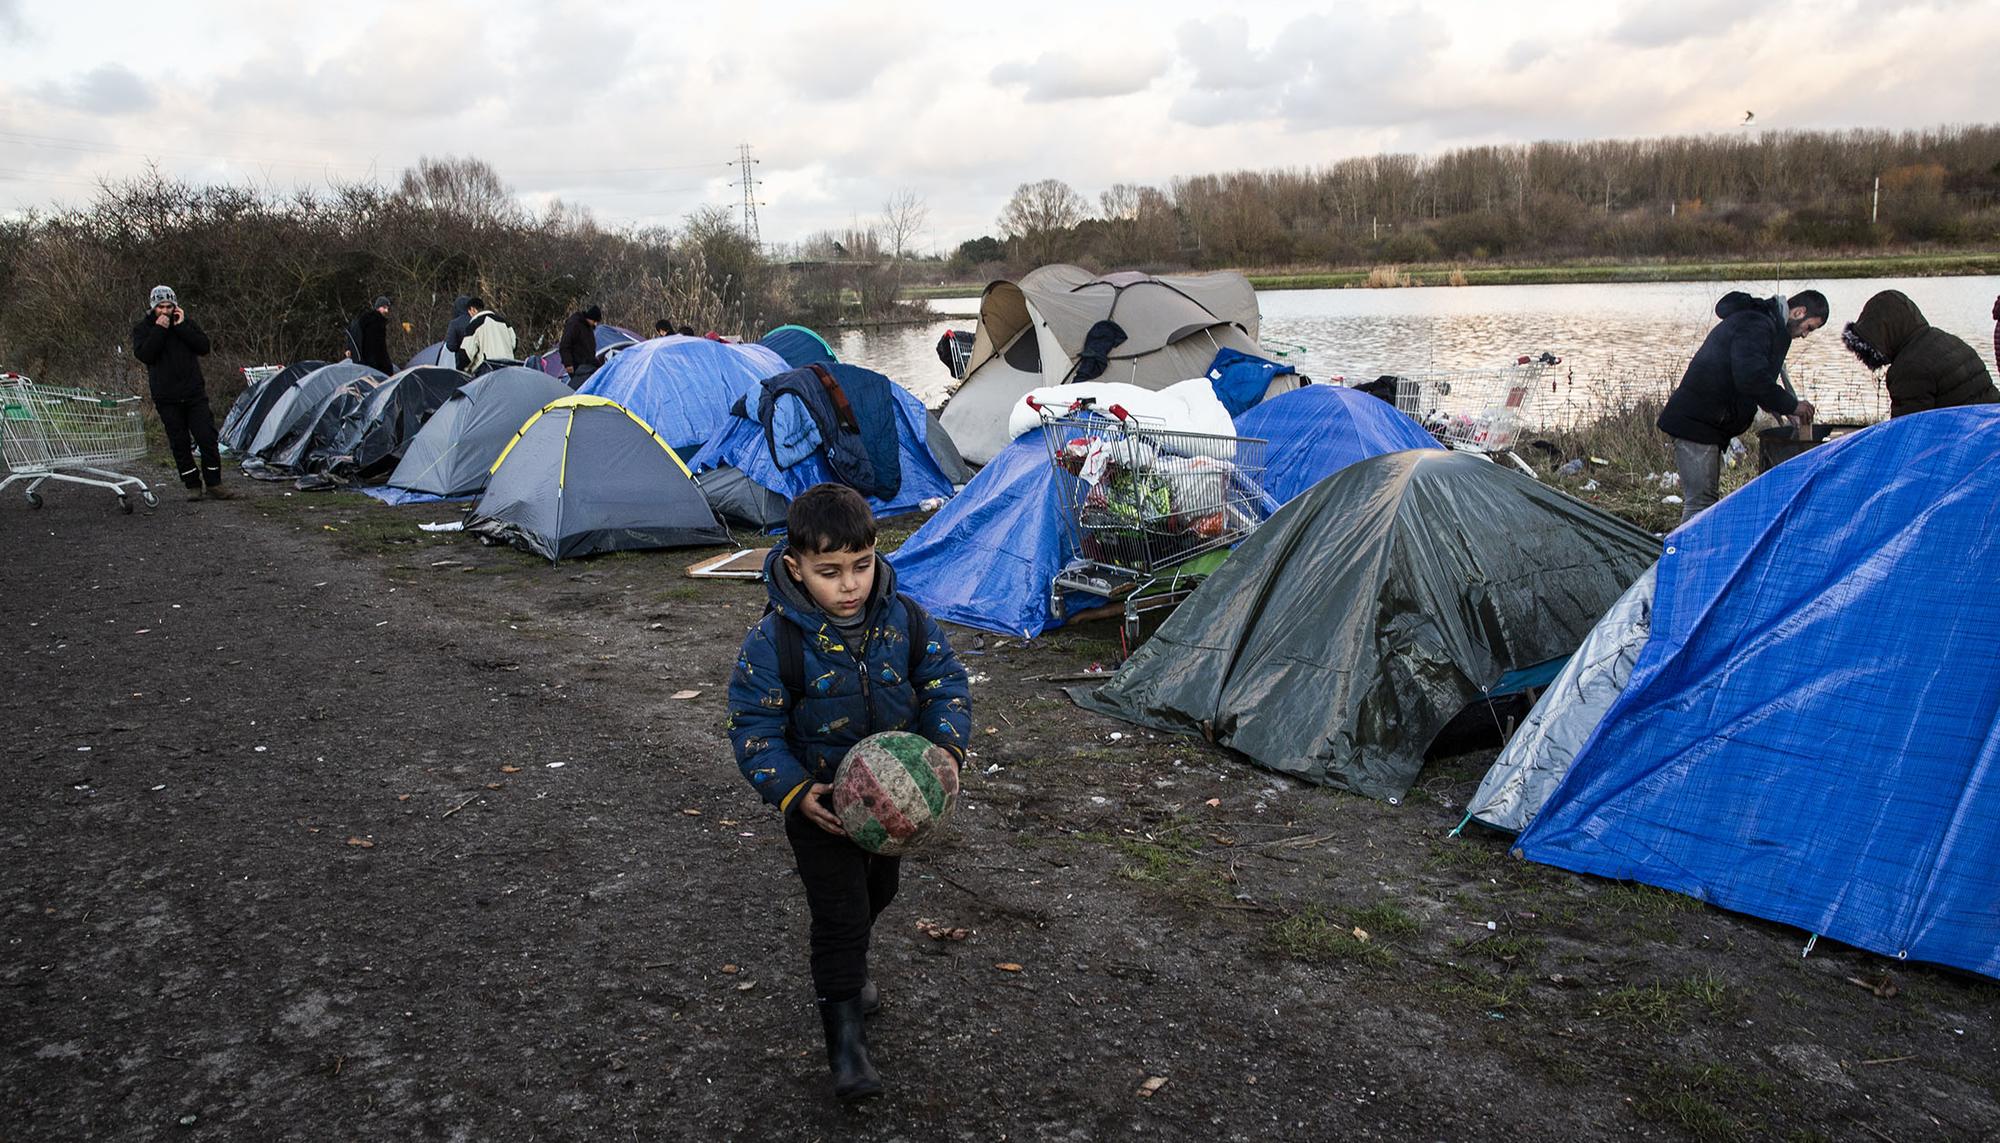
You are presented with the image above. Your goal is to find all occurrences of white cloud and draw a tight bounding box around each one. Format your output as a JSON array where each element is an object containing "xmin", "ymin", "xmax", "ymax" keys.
[
  {"xmin": 1609, "ymin": 0, "xmax": 1758, "ymax": 48},
  {"xmin": 989, "ymin": 50, "xmax": 1167, "ymax": 102},
  {"xmin": 40, "ymin": 64, "xmax": 155, "ymax": 116}
]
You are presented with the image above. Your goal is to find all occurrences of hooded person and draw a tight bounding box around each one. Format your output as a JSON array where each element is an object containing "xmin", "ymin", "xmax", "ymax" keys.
[
  {"xmin": 444, "ymin": 294, "xmax": 475, "ymax": 368},
  {"xmin": 559, "ymin": 304, "xmax": 603, "ymax": 387},
  {"xmin": 348, "ymin": 295, "xmax": 395, "ymax": 374},
  {"xmin": 130, "ymin": 285, "xmax": 232, "ymax": 500},
  {"xmin": 1657, "ymin": 289, "xmax": 1827, "ymax": 522},
  {"xmin": 459, "ymin": 297, "xmax": 519, "ymax": 373},
  {"xmin": 1843, "ymin": 289, "xmax": 1997, "ymax": 418}
]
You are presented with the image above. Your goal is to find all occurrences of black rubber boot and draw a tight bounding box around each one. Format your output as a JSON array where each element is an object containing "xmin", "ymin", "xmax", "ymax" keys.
[
  {"xmin": 817, "ymin": 996, "xmax": 883, "ymax": 1102},
  {"xmin": 860, "ymin": 979, "xmax": 880, "ymax": 1017}
]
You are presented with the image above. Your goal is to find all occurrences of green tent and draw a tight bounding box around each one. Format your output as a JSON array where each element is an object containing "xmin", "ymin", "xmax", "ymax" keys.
[{"xmin": 1073, "ymin": 450, "xmax": 1658, "ymax": 801}]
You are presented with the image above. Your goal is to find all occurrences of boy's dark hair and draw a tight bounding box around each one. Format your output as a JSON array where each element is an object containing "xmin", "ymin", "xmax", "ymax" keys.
[
  {"xmin": 466, "ymin": 296, "xmax": 485, "ymax": 311},
  {"xmin": 1787, "ymin": 290, "xmax": 1830, "ymax": 323},
  {"xmin": 655, "ymin": 318, "xmax": 674, "ymax": 333},
  {"xmin": 786, "ymin": 483, "xmax": 876, "ymax": 554}
]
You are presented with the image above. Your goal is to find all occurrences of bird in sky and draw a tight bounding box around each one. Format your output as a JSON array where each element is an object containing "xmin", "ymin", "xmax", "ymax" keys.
[{"xmin": 1742, "ymin": 110, "xmax": 1756, "ymax": 126}]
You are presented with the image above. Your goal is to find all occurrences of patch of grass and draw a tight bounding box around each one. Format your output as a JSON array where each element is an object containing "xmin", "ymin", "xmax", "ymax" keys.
[
  {"xmin": 1427, "ymin": 963, "xmax": 1530, "ymax": 1013},
  {"xmin": 656, "ymin": 585, "xmax": 701, "ymax": 602},
  {"xmin": 1456, "ymin": 933, "xmax": 1543, "ymax": 966},
  {"xmin": 1265, "ymin": 905, "xmax": 1394, "ymax": 967},
  {"xmin": 1602, "ymin": 882, "xmax": 1702, "ymax": 918},
  {"xmin": 1629, "ymin": 1062, "xmax": 1779, "ymax": 1143},
  {"xmin": 1600, "ymin": 971, "xmax": 1742, "ymax": 1030},
  {"xmin": 1349, "ymin": 902, "xmax": 1420, "ymax": 939},
  {"xmin": 1424, "ymin": 837, "xmax": 1502, "ymax": 874}
]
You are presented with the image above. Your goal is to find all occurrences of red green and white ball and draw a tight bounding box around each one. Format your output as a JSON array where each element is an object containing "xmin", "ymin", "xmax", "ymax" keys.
[{"xmin": 832, "ymin": 731, "xmax": 960, "ymax": 855}]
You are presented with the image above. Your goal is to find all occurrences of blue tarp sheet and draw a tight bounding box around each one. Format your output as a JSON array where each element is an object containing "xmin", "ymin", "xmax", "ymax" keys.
[
  {"xmin": 687, "ymin": 372, "xmax": 957, "ymax": 526},
  {"xmin": 894, "ymin": 385, "xmax": 1432, "ymax": 638},
  {"xmin": 1234, "ymin": 385, "xmax": 1443, "ymax": 504},
  {"xmin": 1517, "ymin": 406, "xmax": 2000, "ymax": 980},
  {"xmin": 358, "ymin": 485, "xmax": 470, "ymax": 507},
  {"xmin": 889, "ymin": 434, "xmax": 1091, "ymax": 638},
  {"xmin": 577, "ymin": 336, "xmax": 789, "ymax": 452},
  {"xmin": 759, "ymin": 325, "xmax": 836, "ymax": 368}
]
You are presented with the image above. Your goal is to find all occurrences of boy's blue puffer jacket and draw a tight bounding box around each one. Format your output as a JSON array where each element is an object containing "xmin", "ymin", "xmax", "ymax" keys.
[{"xmin": 728, "ymin": 546, "xmax": 971, "ymax": 813}]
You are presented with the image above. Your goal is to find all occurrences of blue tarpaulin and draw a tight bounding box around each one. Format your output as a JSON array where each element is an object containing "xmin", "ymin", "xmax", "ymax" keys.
[
  {"xmin": 687, "ymin": 371, "xmax": 957, "ymax": 526},
  {"xmin": 1517, "ymin": 406, "xmax": 2000, "ymax": 980},
  {"xmin": 577, "ymin": 336, "xmax": 788, "ymax": 453},
  {"xmin": 890, "ymin": 434, "xmax": 1093, "ymax": 638},
  {"xmin": 1234, "ymin": 385, "xmax": 1443, "ymax": 503}
]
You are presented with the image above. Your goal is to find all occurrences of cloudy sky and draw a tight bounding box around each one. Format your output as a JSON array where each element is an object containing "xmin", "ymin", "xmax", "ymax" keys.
[{"xmin": 3, "ymin": 0, "xmax": 1996, "ymax": 251}]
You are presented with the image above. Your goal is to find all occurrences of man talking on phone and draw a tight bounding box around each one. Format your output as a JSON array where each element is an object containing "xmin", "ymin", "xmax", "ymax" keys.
[{"xmin": 131, "ymin": 285, "xmax": 232, "ymax": 500}]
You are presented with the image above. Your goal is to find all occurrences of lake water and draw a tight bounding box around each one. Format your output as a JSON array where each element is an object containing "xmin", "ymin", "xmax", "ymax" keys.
[{"xmin": 837, "ymin": 275, "xmax": 2000, "ymax": 427}]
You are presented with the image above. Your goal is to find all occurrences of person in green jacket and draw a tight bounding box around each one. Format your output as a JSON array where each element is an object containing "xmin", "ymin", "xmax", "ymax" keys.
[{"xmin": 1842, "ymin": 290, "xmax": 1997, "ymax": 418}]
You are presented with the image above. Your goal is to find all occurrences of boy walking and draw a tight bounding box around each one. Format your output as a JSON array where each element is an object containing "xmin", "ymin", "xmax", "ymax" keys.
[{"xmin": 727, "ymin": 484, "xmax": 971, "ymax": 1102}]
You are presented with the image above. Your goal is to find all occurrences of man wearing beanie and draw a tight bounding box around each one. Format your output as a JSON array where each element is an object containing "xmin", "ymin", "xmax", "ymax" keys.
[
  {"xmin": 347, "ymin": 295, "xmax": 396, "ymax": 374},
  {"xmin": 131, "ymin": 285, "xmax": 231, "ymax": 500},
  {"xmin": 559, "ymin": 303, "xmax": 603, "ymax": 388}
]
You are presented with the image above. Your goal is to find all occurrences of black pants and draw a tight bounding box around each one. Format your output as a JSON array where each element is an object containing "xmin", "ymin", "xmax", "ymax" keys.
[
  {"xmin": 156, "ymin": 397, "xmax": 221, "ymax": 489},
  {"xmin": 785, "ymin": 808, "xmax": 899, "ymax": 1001}
]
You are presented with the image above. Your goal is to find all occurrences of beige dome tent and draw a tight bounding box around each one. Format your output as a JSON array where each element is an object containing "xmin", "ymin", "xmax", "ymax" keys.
[{"xmin": 937, "ymin": 264, "xmax": 1296, "ymax": 464}]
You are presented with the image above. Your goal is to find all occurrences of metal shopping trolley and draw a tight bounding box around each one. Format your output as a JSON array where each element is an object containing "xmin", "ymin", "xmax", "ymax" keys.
[
  {"xmin": 1033, "ymin": 395, "xmax": 1269, "ymax": 653},
  {"xmin": 0, "ymin": 373, "xmax": 157, "ymax": 511},
  {"xmin": 1396, "ymin": 353, "xmax": 1560, "ymax": 477}
]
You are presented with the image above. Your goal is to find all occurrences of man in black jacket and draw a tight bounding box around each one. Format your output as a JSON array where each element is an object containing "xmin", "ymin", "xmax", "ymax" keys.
[
  {"xmin": 559, "ymin": 304, "xmax": 602, "ymax": 387},
  {"xmin": 1657, "ymin": 289, "xmax": 1827, "ymax": 523},
  {"xmin": 131, "ymin": 285, "xmax": 232, "ymax": 500},
  {"xmin": 347, "ymin": 296, "xmax": 395, "ymax": 373}
]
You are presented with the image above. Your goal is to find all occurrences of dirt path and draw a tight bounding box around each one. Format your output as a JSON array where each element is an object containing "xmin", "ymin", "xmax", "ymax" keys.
[{"xmin": 3, "ymin": 472, "xmax": 1996, "ymax": 1141}]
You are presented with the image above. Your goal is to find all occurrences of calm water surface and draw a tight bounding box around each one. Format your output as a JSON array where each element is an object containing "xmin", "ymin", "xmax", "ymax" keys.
[{"xmin": 843, "ymin": 275, "xmax": 2000, "ymax": 426}]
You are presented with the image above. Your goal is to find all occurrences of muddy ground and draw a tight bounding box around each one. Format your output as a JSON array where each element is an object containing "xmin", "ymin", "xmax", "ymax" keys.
[{"xmin": 3, "ymin": 466, "xmax": 1996, "ymax": 1142}]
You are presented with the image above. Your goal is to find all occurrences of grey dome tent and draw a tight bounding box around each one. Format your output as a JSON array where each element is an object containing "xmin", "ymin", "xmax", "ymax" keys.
[
  {"xmin": 256, "ymin": 371, "xmax": 390, "ymax": 475},
  {"xmin": 243, "ymin": 363, "xmax": 382, "ymax": 459},
  {"xmin": 467, "ymin": 394, "xmax": 730, "ymax": 562},
  {"xmin": 386, "ymin": 367, "xmax": 571, "ymax": 498},
  {"xmin": 1073, "ymin": 450, "xmax": 1659, "ymax": 802},
  {"xmin": 220, "ymin": 360, "xmax": 326, "ymax": 453},
  {"xmin": 318, "ymin": 365, "xmax": 469, "ymax": 478},
  {"xmin": 938, "ymin": 265, "xmax": 1296, "ymax": 465}
]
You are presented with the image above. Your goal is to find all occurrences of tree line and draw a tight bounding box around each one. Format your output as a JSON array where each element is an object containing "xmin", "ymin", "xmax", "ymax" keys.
[
  {"xmin": 951, "ymin": 124, "xmax": 2000, "ymax": 278},
  {"xmin": 0, "ymin": 157, "xmax": 926, "ymax": 395}
]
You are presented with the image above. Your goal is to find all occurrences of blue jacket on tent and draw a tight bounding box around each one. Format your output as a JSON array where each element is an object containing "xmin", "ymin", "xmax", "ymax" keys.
[
  {"xmin": 1234, "ymin": 385, "xmax": 1443, "ymax": 503},
  {"xmin": 577, "ymin": 336, "xmax": 789, "ymax": 454},
  {"xmin": 1206, "ymin": 348, "xmax": 1296, "ymax": 417},
  {"xmin": 728, "ymin": 548, "xmax": 972, "ymax": 813},
  {"xmin": 759, "ymin": 363, "xmax": 901, "ymax": 498},
  {"xmin": 688, "ymin": 374, "xmax": 957, "ymax": 525},
  {"xmin": 1518, "ymin": 406, "xmax": 2000, "ymax": 980}
]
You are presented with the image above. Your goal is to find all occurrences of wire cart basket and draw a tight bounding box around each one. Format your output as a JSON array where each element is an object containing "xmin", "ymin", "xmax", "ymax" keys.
[
  {"xmin": 1034, "ymin": 396, "xmax": 1270, "ymax": 651},
  {"xmin": 1395, "ymin": 353, "xmax": 1559, "ymax": 476},
  {"xmin": 1, "ymin": 373, "xmax": 157, "ymax": 511}
]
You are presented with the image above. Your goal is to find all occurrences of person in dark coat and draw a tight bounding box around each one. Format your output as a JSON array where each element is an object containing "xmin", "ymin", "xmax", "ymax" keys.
[
  {"xmin": 1990, "ymin": 294, "xmax": 1998, "ymax": 376},
  {"xmin": 444, "ymin": 294, "xmax": 474, "ymax": 369},
  {"xmin": 558, "ymin": 304, "xmax": 602, "ymax": 387},
  {"xmin": 1657, "ymin": 289, "xmax": 1827, "ymax": 523},
  {"xmin": 131, "ymin": 285, "xmax": 232, "ymax": 500},
  {"xmin": 1842, "ymin": 289, "xmax": 1997, "ymax": 418},
  {"xmin": 347, "ymin": 296, "xmax": 395, "ymax": 374}
]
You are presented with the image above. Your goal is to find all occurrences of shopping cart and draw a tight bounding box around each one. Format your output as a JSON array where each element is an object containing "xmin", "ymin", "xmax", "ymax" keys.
[
  {"xmin": 1395, "ymin": 353, "xmax": 1560, "ymax": 477},
  {"xmin": 1, "ymin": 373, "xmax": 157, "ymax": 511},
  {"xmin": 1033, "ymin": 395, "xmax": 1270, "ymax": 652}
]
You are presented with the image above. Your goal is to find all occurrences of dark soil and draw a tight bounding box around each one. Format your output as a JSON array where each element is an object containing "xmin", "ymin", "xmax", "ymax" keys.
[{"xmin": 4, "ymin": 469, "xmax": 1997, "ymax": 1142}]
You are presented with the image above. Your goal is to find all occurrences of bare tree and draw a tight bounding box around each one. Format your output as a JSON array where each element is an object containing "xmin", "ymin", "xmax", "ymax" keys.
[
  {"xmin": 998, "ymin": 178, "xmax": 1089, "ymax": 265},
  {"xmin": 879, "ymin": 188, "xmax": 928, "ymax": 263}
]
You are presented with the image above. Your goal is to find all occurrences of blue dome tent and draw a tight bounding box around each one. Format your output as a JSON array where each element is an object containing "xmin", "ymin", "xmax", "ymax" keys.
[
  {"xmin": 759, "ymin": 324, "xmax": 837, "ymax": 369},
  {"xmin": 577, "ymin": 336, "xmax": 788, "ymax": 455},
  {"xmin": 1233, "ymin": 384, "xmax": 1443, "ymax": 504}
]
